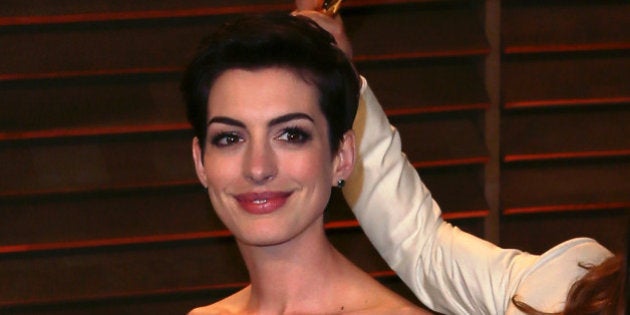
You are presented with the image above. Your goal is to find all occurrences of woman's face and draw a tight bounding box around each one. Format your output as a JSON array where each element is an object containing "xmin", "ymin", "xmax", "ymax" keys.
[{"xmin": 192, "ymin": 67, "xmax": 354, "ymax": 247}]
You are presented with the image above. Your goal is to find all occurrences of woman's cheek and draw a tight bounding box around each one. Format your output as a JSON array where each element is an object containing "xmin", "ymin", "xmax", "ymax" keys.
[{"xmin": 282, "ymin": 149, "xmax": 331, "ymax": 182}]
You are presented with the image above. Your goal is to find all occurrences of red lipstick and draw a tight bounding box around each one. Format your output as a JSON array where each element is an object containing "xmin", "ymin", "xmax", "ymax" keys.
[{"xmin": 235, "ymin": 191, "xmax": 292, "ymax": 214}]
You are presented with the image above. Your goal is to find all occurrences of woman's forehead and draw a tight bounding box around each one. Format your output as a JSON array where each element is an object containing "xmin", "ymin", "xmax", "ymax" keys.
[{"xmin": 206, "ymin": 68, "xmax": 322, "ymax": 121}]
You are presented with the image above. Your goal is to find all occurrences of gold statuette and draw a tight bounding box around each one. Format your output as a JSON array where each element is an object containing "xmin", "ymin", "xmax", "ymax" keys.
[{"xmin": 321, "ymin": 0, "xmax": 343, "ymax": 17}]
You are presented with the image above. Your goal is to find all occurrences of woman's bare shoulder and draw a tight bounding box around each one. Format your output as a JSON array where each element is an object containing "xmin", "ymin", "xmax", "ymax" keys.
[
  {"xmin": 349, "ymin": 305, "xmax": 432, "ymax": 315},
  {"xmin": 187, "ymin": 305, "xmax": 230, "ymax": 315},
  {"xmin": 340, "ymin": 278, "xmax": 432, "ymax": 314},
  {"xmin": 387, "ymin": 305, "xmax": 433, "ymax": 314},
  {"xmin": 187, "ymin": 287, "xmax": 250, "ymax": 315}
]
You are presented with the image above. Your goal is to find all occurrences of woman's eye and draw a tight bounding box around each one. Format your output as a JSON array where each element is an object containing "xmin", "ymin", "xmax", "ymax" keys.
[
  {"xmin": 277, "ymin": 127, "xmax": 311, "ymax": 144},
  {"xmin": 211, "ymin": 132, "xmax": 242, "ymax": 147}
]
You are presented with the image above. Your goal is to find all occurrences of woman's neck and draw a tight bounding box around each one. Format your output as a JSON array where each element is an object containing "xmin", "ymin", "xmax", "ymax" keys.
[{"xmin": 236, "ymin": 219, "xmax": 353, "ymax": 314}]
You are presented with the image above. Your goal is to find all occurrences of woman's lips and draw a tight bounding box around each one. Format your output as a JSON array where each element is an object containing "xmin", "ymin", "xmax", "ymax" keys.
[{"xmin": 234, "ymin": 191, "xmax": 292, "ymax": 214}]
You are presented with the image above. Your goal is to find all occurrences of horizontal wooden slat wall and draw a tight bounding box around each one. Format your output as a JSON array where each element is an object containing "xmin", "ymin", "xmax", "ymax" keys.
[
  {"xmin": 499, "ymin": 0, "xmax": 630, "ymax": 255},
  {"xmin": 3, "ymin": 0, "xmax": 627, "ymax": 314},
  {"xmin": 0, "ymin": 1, "xmax": 488, "ymax": 313}
]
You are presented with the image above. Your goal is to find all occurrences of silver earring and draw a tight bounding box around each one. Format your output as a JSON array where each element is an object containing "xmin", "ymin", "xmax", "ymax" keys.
[{"xmin": 337, "ymin": 179, "xmax": 345, "ymax": 188}]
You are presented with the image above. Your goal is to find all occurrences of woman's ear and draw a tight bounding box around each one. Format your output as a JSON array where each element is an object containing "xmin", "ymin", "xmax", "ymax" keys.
[
  {"xmin": 332, "ymin": 130, "xmax": 355, "ymax": 186},
  {"xmin": 192, "ymin": 137, "xmax": 208, "ymax": 188}
]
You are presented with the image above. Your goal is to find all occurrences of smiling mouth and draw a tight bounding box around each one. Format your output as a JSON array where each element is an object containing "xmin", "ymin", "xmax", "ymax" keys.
[{"xmin": 235, "ymin": 191, "xmax": 292, "ymax": 214}]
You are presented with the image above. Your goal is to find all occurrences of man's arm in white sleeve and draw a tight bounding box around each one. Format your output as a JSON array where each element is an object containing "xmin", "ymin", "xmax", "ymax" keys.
[{"xmin": 344, "ymin": 77, "xmax": 539, "ymax": 314}]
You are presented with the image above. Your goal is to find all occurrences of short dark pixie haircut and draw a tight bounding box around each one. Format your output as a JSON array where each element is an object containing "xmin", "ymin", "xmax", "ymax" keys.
[{"xmin": 180, "ymin": 14, "xmax": 360, "ymax": 154}]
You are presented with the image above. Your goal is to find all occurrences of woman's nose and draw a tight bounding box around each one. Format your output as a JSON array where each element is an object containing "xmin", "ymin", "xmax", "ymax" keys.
[{"xmin": 243, "ymin": 141, "xmax": 278, "ymax": 185}]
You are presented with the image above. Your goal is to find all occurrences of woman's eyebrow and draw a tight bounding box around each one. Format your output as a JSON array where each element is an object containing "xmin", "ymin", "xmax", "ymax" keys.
[
  {"xmin": 207, "ymin": 112, "xmax": 313, "ymax": 128},
  {"xmin": 268, "ymin": 112, "xmax": 314, "ymax": 127},
  {"xmin": 207, "ymin": 116, "xmax": 245, "ymax": 127}
]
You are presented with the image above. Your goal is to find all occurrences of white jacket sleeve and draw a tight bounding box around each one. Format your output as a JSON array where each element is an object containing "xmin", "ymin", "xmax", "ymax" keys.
[{"xmin": 343, "ymin": 77, "xmax": 613, "ymax": 314}]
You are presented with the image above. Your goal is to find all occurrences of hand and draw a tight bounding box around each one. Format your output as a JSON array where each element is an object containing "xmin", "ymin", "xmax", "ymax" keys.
[{"xmin": 292, "ymin": 0, "xmax": 353, "ymax": 58}]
